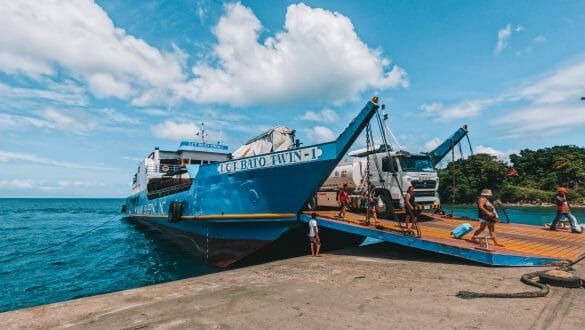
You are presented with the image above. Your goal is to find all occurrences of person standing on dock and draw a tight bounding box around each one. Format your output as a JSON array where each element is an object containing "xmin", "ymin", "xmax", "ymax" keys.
[
  {"xmin": 550, "ymin": 187, "xmax": 581, "ymax": 233},
  {"xmin": 404, "ymin": 186, "xmax": 418, "ymax": 229},
  {"xmin": 308, "ymin": 213, "xmax": 321, "ymax": 256},
  {"xmin": 472, "ymin": 189, "xmax": 503, "ymax": 246},
  {"xmin": 337, "ymin": 183, "xmax": 350, "ymax": 220}
]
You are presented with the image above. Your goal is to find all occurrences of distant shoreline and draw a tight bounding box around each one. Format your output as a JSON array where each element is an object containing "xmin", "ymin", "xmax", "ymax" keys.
[
  {"xmin": 499, "ymin": 202, "xmax": 585, "ymax": 209},
  {"xmin": 451, "ymin": 202, "xmax": 585, "ymax": 209}
]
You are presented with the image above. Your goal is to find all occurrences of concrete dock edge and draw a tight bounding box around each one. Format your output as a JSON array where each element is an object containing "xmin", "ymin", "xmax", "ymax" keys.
[{"xmin": 2, "ymin": 243, "xmax": 584, "ymax": 329}]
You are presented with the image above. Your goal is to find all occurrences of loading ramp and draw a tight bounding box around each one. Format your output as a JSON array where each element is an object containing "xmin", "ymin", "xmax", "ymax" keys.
[{"xmin": 300, "ymin": 211, "xmax": 585, "ymax": 266}]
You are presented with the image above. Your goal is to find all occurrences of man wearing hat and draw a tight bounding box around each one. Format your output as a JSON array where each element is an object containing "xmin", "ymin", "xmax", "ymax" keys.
[
  {"xmin": 472, "ymin": 189, "xmax": 503, "ymax": 246},
  {"xmin": 550, "ymin": 187, "xmax": 581, "ymax": 233}
]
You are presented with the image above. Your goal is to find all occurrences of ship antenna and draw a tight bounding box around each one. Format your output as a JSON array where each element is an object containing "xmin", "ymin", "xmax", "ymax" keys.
[
  {"xmin": 218, "ymin": 128, "xmax": 222, "ymax": 145},
  {"xmin": 201, "ymin": 122, "xmax": 207, "ymax": 143}
]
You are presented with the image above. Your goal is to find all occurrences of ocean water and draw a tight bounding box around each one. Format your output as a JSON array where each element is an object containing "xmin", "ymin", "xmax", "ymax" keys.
[
  {"xmin": 0, "ymin": 199, "xmax": 219, "ymax": 313},
  {"xmin": 443, "ymin": 204, "xmax": 585, "ymax": 227},
  {"xmin": 1, "ymin": 199, "xmax": 584, "ymax": 313}
]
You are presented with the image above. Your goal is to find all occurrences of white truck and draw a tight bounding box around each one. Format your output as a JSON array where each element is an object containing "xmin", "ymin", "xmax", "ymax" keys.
[{"xmin": 309, "ymin": 126, "xmax": 469, "ymax": 217}]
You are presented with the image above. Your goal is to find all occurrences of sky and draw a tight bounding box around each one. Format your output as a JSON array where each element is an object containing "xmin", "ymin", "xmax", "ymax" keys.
[{"xmin": 1, "ymin": 0, "xmax": 585, "ymax": 197}]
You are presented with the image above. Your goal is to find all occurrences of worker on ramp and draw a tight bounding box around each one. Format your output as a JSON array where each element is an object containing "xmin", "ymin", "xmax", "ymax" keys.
[{"xmin": 550, "ymin": 187, "xmax": 581, "ymax": 233}]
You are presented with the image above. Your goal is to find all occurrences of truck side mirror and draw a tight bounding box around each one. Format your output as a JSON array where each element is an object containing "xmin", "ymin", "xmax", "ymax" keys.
[{"xmin": 382, "ymin": 156, "xmax": 397, "ymax": 173}]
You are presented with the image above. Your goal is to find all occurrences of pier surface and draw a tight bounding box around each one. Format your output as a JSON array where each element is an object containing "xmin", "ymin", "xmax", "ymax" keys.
[
  {"xmin": 2, "ymin": 243, "xmax": 585, "ymax": 329},
  {"xmin": 302, "ymin": 211, "xmax": 585, "ymax": 266}
]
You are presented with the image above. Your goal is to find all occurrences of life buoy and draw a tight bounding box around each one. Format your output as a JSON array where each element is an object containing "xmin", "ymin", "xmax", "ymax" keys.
[
  {"xmin": 168, "ymin": 201, "xmax": 183, "ymax": 223},
  {"xmin": 162, "ymin": 165, "xmax": 170, "ymax": 172}
]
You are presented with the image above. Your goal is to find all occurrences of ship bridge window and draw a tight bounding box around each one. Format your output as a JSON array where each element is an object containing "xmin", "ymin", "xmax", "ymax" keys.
[
  {"xmin": 132, "ymin": 173, "xmax": 137, "ymax": 184},
  {"xmin": 160, "ymin": 159, "xmax": 180, "ymax": 165},
  {"xmin": 191, "ymin": 159, "xmax": 202, "ymax": 165}
]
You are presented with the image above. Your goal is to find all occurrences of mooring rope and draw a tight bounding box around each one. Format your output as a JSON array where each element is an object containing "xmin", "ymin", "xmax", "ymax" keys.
[
  {"xmin": 0, "ymin": 214, "xmax": 121, "ymax": 264},
  {"xmin": 456, "ymin": 271, "xmax": 550, "ymax": 299},
  {"xmin": 456, "ymin": 254, "xmax": 585, "ymax": 299}
]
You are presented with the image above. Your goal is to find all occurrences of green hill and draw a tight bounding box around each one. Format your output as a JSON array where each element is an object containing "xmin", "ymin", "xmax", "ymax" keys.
[{"xmin": 437, "ymin": 145, "xmax": 585, "ymax": 205}]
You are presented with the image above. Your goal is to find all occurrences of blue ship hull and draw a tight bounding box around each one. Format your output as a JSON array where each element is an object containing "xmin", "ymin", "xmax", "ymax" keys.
[{"xmin": 125, "ymin": 100, "xmax": 379, "ymax": 266}]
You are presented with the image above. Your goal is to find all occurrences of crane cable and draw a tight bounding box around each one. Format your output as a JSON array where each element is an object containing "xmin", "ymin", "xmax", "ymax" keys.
[{"xmin": 372, "ymin": 111, "xmax": 418, "ymax": 237}]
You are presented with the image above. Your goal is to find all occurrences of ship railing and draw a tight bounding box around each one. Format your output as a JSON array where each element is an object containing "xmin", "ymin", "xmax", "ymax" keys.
[{"xmin": 146, "ymin": 164, "xmax": 183, "ymax": 174}]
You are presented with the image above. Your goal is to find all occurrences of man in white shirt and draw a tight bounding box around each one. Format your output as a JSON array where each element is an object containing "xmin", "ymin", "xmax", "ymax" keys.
[{"xmin": 308, "ymin": 213, "xmax": 321, "ymax": 257}]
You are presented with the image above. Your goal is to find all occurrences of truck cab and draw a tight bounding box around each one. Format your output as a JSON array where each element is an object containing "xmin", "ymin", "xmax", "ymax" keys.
[
  {"xmin": 311, "ymin": 125, "xmax": 469, "ymax": 216},
  {"xmin": 371, "ymin": 151, "xmax": 440, "ymax": 211}
]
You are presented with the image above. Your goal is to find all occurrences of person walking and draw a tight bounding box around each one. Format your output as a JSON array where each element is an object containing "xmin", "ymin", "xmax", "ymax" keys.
[
  {"xmin": 472, "ymin": 189, "xmax": 503, "ymax": 246},
  {"xmin": 363, "ymin": 184, "xmax": 378, "ymax": 226},
  {"xmin": 337, "ymin": 183, "xmax": 350, "ymax": 219},
  {"xmin": 550, "ymin": 187, "xmax": 581, "ymax": 233},
  {"xmin": 308, "ymin": 213, "xmax": 321, "ymax": 256},
  {"xmin": 404, "ymin": 186, "xmax": 417, "ymax": 229}
]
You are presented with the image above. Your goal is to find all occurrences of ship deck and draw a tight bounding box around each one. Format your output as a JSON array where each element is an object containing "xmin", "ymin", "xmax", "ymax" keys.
[{"xmin": 301, "ymin": 211, "xmax": 585, "ymax": 266}]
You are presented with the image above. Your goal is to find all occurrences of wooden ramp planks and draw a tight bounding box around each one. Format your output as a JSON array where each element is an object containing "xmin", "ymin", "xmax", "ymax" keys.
[{"xmin": 303, "ymin": 211, "xmax": 585, "ymax": 266}]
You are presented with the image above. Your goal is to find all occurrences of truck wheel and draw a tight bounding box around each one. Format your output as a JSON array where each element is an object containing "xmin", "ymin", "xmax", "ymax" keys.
[
  {"xmin": 375, "ymin": 190, "xmax": 392, "ymax": 218},
  {"xmin": 305, "ymin": 196, "xmax": 317, "ymax": 211}
]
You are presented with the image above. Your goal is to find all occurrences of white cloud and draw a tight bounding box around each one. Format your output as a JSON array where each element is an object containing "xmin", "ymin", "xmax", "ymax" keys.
[
  {"xmin": 41, "ymin": 108, "xmax": 97, "ymax": 133},
  {"xmin": 512, "ymin": 60, "xmax": 585, "ymax": 105},
  {"xmin": 475, "ymin": 145, "xmax": 509, "ymax": 162},
  {"xmin": 140, "ymin": 108, "xmax": 170, "ymax": 116},
  {"xmin": 515, "ymin": 25, "xmax": 524, "ymax": 33},
  {"xmin": 87, "ymin": 73, "xmax": 134, "ymax": 99},
  {"xmin": 123, "ymin": 156, "xmax": 144, "ymax": 162},
  {"xmin": 533, "ymin": 35, "xmax": 546, "ymax": 43},
  {"xmin": 178, "ymin": 2, "xmax": 408, "ymax": 106},
  {"xmin": 0, "ymin": 81, "xmax": 87, "ymax": 108},
  {"xmin": 100, "ymin": 108, "xmax": 140, "ymax": 125},
  {"xmin": 0, "ymin": 0, "xmax": 185, "ymax": 101},
  {"xmin": 306, "ymin": 126, "xmax": 336, "ymax": 143},
  {"xmin": 0, "ymin": 108, "xmax": 97, "ymax": 133},
  {"xmin": 151, "ymin": 120, "xmax": 200, "ymax": 140},
  {"xmin": 0, "ymin": 179, "xmax": 106, "ymax": 193},
  {"xmin": 420, "ymin": 99, "xmax": 493, "ymax": 121},
  {"xmin": 299, "ymin": 108, "xmax": 338, "ymax": 122},
  {"xmin": 0, "ymin": 150, "xmax": 118, "ymax": 171},
  {"xmin": 0, "ymin": 2, "xmax": 406, "ymax": 107},
  {"xmin": 422, "ymin": 138, "xmax": 442, "ymax": 151},
  {"xmin": 0, "ymin": 179, "xmax": 36, "ymax": 189},
  {"xmin": 493, "ymin": 104, "xmax": 585, "ymax": 138},
  {"xmin": 495, "ymin": 24, "xmax": 512, "ymax": 54}
]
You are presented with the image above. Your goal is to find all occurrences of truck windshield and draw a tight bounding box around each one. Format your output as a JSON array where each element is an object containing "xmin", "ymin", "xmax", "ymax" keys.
[{"xmin": 399, "ymin": 156, "xmax": 434, "ymax": 172}]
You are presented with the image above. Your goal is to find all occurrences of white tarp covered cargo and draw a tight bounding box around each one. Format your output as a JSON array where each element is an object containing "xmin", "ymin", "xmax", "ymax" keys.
[{"xmin": 232, "ymin": 126, "xmax": 295, "ymax": 159}]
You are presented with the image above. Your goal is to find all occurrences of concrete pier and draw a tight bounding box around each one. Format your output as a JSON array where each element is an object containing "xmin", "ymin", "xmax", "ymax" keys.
[{"xmin": 2, "ymin": 243, "xmax": 584, "ymax": 329}]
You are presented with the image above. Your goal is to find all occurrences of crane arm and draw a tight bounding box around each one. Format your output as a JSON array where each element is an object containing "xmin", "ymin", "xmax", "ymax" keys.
[{"xmin": 427, "ymin": 125, "xmax": 469, "ymax": 167}]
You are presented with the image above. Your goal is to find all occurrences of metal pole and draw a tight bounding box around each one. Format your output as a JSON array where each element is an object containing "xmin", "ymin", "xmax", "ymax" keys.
[{"xmin": 451, "ymin": 139, "xmax": 455, "ymax": 216}]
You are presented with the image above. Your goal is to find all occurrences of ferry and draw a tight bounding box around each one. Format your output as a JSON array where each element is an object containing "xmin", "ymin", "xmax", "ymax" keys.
[{"xmin": 123, "ymin": 98, "xmax": 380, "ymax": 266}]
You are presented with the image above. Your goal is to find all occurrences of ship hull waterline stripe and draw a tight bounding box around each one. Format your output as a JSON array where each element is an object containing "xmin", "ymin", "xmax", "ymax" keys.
[{"xmin": 128, "ymin": 213, "xmax": 297, "ymax": 220}]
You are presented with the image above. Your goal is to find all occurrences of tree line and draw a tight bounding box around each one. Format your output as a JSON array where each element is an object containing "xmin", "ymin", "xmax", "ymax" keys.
[{"xmin": 437, "ymin": 145, "xmax": 585, "ymax": 204}]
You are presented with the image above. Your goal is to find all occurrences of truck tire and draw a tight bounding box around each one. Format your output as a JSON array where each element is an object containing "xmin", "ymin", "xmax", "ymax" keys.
[
  {"xmin": 305, "ymin": 196, "xmax": 317, "ymax": 211},
  {"xmin": 375, "ymin": 189, "xmax": 393, "ymax": 218}
]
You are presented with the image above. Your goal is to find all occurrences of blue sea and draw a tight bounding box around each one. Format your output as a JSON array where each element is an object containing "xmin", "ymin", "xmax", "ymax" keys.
[
  {"xmin": 0, "ymin": 199, "xmax": 219, "ymax": 313},
  {"xmin": 1, "ymin": 199, "xmax": 584, "ymax": 313}
]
